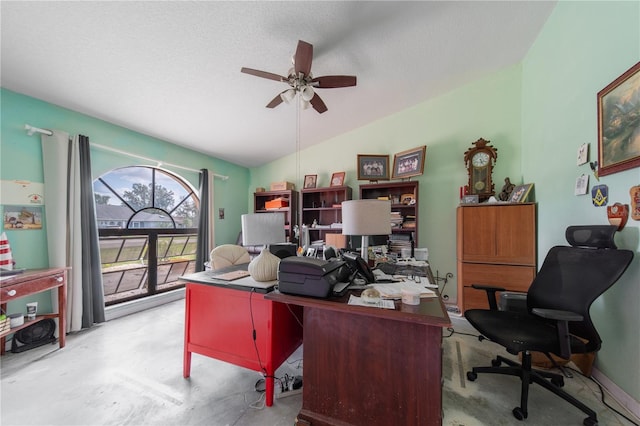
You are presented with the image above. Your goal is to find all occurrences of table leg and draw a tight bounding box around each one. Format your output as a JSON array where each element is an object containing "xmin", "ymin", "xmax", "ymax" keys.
[
  {"xmin": 265, "ymin": 372, "xmax": 274, "ymax": 407},
  {"xmin": 57, "ymin": 283, "xmax": 66, "ymax": 348},
  {"xmin": 183, "ymin": 350, "xmax": 192, "ymax": 378}
]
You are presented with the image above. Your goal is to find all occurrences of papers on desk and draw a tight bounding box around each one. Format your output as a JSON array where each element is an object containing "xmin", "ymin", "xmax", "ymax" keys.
[
  {"xmin": 348, "ymin": 294, "xmax": 396, "ymax": 309},
  {"xmin": 372, "ymin": 269, "xmax": 437, "ymax": 288},
  {"xmin": 370, "ymin": 282, "xmax": 437, "ymax": 300}
]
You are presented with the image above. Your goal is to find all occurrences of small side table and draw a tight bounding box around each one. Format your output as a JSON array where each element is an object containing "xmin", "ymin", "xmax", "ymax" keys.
[{"xmin": 0, "ymin": 268, "xmax": 67, "ymax": 355}]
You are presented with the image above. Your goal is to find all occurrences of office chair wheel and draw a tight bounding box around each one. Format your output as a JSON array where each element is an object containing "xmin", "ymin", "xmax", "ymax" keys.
[
  {"xmin": 466, "ymin": 371, "xmax": 478, "ymax": 381},
  {"xmin": 491, "ymin": 358, "xmax": 502, "ymax": 367},
  {"xmin": 512, "ymin": 407, "xmax": 527, "ymax": 421},
  {"xmin": 583, "ymin": 417, "xmax": 598, "ymax": 426},
  {"xmin": 551, "ymin": 376, "xmax": 564, "ymax": 387}
]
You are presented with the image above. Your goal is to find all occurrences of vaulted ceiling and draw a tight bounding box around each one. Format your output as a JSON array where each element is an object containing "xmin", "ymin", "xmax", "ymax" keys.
[{"xmin": 1, "ymin": 1, "xmax": 556, "ymax": 167}]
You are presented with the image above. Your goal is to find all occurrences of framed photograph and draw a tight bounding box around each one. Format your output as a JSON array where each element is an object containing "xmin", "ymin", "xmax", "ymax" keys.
[
  {"xmin": 330, "ymin": 171, "xmax": 346, "ymax": 187},
  {"xmin": 303, "ymin": 174, "xmax": 317, "ymax": 189},
  {"xmin": 597, "ymin": 61, "xmax": 640, "ymax": 176},
  {"xmin": 509, "ymin": 183, "xmax": 534, "ymax": 203},
  {"xmin": 461, "ymin": 195, "xmax": 479, "ymax": 204},
  {"xmin": 357, "ymin": 154, "xmax": 390, "ymax": 181},
  {"xmin": 3, "ymin": 205, "xmax": 43, "ymax": 230},
  {"xmin": 392, "ymin": 146, "xmax": 427, "ymax": 179}
]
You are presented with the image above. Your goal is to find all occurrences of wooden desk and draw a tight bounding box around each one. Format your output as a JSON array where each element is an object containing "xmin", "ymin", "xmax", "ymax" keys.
[
  {"xmin": 266, "ymin": 290, "xmax": 451, "ymax": 426},
  {"xmin": 0, "ymin": 268, "xmax": 67, "ymax": 355},
  {"xmin": 180, "ymin": 268, "xmax": 303, "ymax": 407}
]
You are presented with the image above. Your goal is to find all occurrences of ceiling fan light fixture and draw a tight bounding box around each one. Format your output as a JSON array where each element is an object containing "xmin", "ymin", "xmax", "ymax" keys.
[
  {"xmin": 281, "ymin": 89, "xmax": 296, "ymax": 104},
  {"xmin": 301, "ymin": 85, "xmax": 315, "ymax": 102},
  {"xmin": 300, "ymin": 98, "xmax": 311, "ymax": 110}
]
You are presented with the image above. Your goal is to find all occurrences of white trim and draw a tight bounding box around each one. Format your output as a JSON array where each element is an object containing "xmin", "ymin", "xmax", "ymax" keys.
[
  {"xmin": 592, "ymin": 367, "xmax": 640, "ymax": 422},
  {"xmin": 104, "ymin": 288, "xmax": 185, "ymax": 321}
]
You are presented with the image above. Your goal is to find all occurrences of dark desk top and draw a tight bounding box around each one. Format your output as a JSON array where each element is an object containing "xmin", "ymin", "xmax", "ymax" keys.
[
  {"xmin": 266, "ymin": 288, "xmax": 451, "ymax": 328},
  {"xmin": 179, "ymin": 264, "xmax": 276, "ymax": 294}
]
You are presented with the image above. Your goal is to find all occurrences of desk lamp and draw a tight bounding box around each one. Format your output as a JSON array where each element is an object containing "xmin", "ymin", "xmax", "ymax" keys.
[
  {"xmin": 341, "ymin": 200, "xmax": 391, "ymax": 261},
  {"xmin": 241, "ymin": 213, "xmax": 286, "ymax": 282}
]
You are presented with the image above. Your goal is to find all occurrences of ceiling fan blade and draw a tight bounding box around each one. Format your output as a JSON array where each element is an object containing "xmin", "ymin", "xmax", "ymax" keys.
[
  {"xmin": 266, "ymin": 91, "xmax": 286, "ymax": 109},
  {"xmin": 311, "ymin": 75, "xmax": 357, "ymax": 88},
  {"xmin": 294, "ymin": 40, "xmax": 313, "ymax": 76},
  {"xmin": 241, "ymin": 67, "xmax": 287, "ymax": 82},
  {"xmin": 309, "ymin": 93, "xmax": 328, "ymax": 114}
]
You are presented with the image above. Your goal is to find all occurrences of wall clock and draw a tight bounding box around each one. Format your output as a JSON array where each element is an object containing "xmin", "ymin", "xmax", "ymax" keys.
[{"xmin": 463, "ymin": 138, "xmax": 498, "ymax": 202}]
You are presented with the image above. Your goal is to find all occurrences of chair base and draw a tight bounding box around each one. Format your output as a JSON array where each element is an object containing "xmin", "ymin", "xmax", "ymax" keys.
[{"xmin": 466, "ymin": 352, "xmax": 598, "ymax": 425}]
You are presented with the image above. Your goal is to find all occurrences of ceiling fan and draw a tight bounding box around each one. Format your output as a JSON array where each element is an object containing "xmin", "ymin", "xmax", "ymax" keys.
[{"xmin": 241, "ymin": 40, "xmax": 357, "ymax": 114}]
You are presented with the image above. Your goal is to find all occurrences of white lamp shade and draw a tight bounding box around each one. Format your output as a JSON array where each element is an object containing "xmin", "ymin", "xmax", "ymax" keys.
[
  {"xmin": 241, "ymin": 213, "xmax": 286, "ymax": 246},
  {"xmin": 341, "ymin": 200, "xmax": 391, "ymax": 236},
  {"xmin": 281, "ymin": 89, "xmax": 296, "ymax": 104},
  {"xmin": 301, "ymin": 85, "xmax": 315, "ymax": 102}
]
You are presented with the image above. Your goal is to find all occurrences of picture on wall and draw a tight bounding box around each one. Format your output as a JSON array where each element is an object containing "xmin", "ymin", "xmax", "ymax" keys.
[
  {"xmin": 597, "ymin": 61, "xmax": 640, "ymax": 176},
  {"xmin": 3, "ymin": 205, "xmax": 43, "ymax": 230},
  {"xmin": 392, "ymin": 146, "xmax": 426, "ymax": 179},
  {"xmin": 357, "ymin": 154, "xmax": 390, "ymax": 181}
]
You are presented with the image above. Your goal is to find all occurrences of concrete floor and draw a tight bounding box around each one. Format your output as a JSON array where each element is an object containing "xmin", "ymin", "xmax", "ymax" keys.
[{"xmin": 1, "ymin": 299, "xmax": 637, "ymax": 426}]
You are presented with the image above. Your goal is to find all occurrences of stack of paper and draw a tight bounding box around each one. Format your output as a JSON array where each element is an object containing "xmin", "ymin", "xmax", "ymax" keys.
[{"xmin": 371, "ymin": 282, "xmax": 437, "ymax": 299}]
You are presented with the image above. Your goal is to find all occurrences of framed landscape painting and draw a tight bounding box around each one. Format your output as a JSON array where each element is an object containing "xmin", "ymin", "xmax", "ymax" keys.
[{"xmin": 597, "ymin": 61, "xmax": 640, "ymax": 176}]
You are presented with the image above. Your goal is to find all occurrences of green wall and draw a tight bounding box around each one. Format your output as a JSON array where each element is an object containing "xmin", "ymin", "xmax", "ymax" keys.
[
  {"xmin": 252, "ymin": 0, "xmax": 640, "ymax": 404},
  {"xmin": 1, "ymin": 88, "xmax": 250, "ymax": 315},
  {"xmin": 521, "ymin": 0, "xmax": 640, "ymax": 401}
]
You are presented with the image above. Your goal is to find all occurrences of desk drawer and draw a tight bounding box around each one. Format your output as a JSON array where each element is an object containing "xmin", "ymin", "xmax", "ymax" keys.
[{"xmin": 1, "ymin": 273, "xmax": 65, "ymax": 303}]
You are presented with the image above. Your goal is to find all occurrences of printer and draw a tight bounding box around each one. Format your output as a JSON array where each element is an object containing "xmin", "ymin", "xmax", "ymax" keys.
[{"xmin": 278, "ymin": 256, "xmax": 349, "ymax": 298}]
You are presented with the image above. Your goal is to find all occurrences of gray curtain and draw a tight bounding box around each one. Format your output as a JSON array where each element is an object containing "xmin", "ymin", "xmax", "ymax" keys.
[
  {"xmin": 195, "ymin": 169, "xmax": 213, "ymax": 271},
  {"xmin": 78, "ymin": 135, "xmax": 105, "ymax": 327}
]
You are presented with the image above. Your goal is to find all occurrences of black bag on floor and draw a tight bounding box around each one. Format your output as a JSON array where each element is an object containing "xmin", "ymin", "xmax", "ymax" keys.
[{"xmin": 11, "ymin": 319, "xmax": 57, "ymax": 353}]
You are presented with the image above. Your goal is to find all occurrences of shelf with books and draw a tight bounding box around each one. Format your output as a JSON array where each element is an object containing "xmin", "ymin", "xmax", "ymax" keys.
[{"xmin": 359, "ymin": 181, "xmax": 419, "ymax": 249}]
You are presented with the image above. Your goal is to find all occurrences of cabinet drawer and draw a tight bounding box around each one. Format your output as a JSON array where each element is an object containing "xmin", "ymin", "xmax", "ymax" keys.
[
  {"xmin": 1, "ymin": 273, "xmax": 65, "ymax": 303},
  {"xmin": 460, "ymin": 263, "xmax": 535, "ymax": 311}
]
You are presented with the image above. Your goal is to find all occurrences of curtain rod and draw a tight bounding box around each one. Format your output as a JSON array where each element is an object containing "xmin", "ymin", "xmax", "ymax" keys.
[
  {"xmin": 25, "ymin": 124, "xmax": 53, "ymax": 136},
  {"xmin": 25, "ymin": 123, "xmax": 229, "ymax": 181}
]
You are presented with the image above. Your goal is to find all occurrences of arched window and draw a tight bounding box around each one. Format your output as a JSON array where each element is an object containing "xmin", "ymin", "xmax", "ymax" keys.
[
  {"xmin": 93, "ymin": 166, "xmax": 200, "ymax": 305},
  {"xmin": 93, "ymin": 166, "xmax": 199, "ymax": 229}
]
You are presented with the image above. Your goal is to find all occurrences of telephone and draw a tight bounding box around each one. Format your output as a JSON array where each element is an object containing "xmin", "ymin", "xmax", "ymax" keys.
[{"xmin": 341, "ymin": 251, "xmax": 375, "ymax": 283}]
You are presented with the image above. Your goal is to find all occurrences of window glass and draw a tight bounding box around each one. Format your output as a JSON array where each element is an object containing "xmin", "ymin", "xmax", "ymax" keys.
[{"xmin": 93, "ymin": 166, "xmax": 199, "ymax": 229}]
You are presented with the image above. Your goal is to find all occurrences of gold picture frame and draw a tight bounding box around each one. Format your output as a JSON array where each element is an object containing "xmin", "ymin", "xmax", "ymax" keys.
[
  {"xmin": 392, "ymin": 146, "xmax": 426, "ymax": 179},
  {"xmin": 597, "ymin": 61, "xmax": 640, "ymax": 176},
  {"xmin": 509, "ymin": 183, "xmax": 534, "ymax": 203}
]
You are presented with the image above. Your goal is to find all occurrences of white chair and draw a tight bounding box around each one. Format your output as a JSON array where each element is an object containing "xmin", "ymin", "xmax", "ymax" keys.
[{"xmin": 209, "ymin": 244, "xmax": 250, "ymax": 270}]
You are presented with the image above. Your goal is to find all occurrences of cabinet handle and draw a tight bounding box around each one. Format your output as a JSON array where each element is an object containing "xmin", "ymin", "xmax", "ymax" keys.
[
  {"xmin": 7, "ymin": 289, "xmax": 17, "ymax": 296},
  {"xmin": 56, "ymin": 277, "xmax": 63, "ymax": 282}
]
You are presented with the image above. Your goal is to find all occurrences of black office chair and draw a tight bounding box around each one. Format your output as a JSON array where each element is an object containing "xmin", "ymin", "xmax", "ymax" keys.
[{"xmin": 464, "ymin": 225, "xmax": 634, "ymax": 426}]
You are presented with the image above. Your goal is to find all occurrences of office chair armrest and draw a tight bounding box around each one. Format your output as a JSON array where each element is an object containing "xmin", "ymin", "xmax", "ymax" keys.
[
  {"xmin": 471, "ymin": 284, "xmax": 506, "ymax": 311},
  {"xmin": 531, "ymin": 308, "xmax": 583, "ymax": 322},
  {"xmin": 532, "ymin": 308, "xmax": 583, "ymax": 359}
]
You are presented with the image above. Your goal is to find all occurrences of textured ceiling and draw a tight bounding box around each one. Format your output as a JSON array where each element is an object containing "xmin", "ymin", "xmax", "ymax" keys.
[{"xmin": 1, "ymin": 1, "xmax": 556, "ymax": 168}]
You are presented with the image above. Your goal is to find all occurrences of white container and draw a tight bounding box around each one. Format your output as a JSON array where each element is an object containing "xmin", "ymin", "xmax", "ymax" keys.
[
  {"xmin": 401, "ymin": 288, "xmax": 421, "ymax": 305},
  {"xmin": 9, "ymin": 313, "xmax": 24, "ymax": 328},
  {"xmin": 400, "ymin": 247, "xmax": 429, "ymax": 261}
]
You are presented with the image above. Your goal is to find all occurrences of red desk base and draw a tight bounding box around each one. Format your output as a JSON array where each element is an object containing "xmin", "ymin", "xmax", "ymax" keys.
[{"xmin": 182, "ymin": 280, "xmax": 302, "ymax": 406}]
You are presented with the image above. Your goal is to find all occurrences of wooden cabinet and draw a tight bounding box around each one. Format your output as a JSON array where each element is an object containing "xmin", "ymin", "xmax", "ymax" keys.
[
  {"xmin": 456, "ymin": 203, "xmax": 536, "ymax": 312},
  {"xmin": 300, "ymin": 186, "xmax": 352, "ymax": 244},
  {"xmin": 360, "ymin": 181, "xmax": 419, "ymax": 246},
  {"xmin": 254, "ymin": 190, "xmax": 298, "ymax": 241}
]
